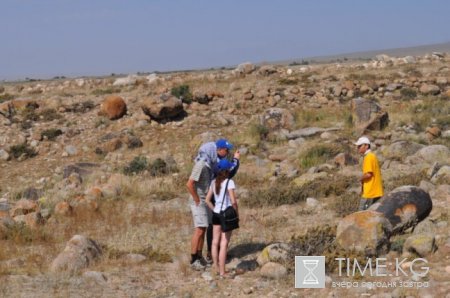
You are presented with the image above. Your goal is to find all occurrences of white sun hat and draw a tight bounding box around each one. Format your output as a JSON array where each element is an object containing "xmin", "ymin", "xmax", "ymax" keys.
[{"xmin": 354, "ymin": 136, "xmax": 371, "ymax": 146}]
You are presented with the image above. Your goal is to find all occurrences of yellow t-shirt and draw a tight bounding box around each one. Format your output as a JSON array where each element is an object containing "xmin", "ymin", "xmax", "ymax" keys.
[{"xmin": 362, "ymin": 151, "xmax": 384, "ymax": 199}]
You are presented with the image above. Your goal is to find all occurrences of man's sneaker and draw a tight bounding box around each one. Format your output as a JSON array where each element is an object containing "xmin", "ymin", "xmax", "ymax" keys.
[
  {"xmin": 190, "ymin": 259, "xmax": 206, "ymax": 271},
  {"xmin": 198, "ymin": 256, "xmax": 211, "ymax": 267}
]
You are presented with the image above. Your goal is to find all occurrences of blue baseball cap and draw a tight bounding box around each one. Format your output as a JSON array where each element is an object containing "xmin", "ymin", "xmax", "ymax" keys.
[
  {"xmin": 216, "ymin": 138, "xmax": 233, "ymax": 150},
  {"xmin": 218, "ymin": 159, "xmax": 233, "ymax": 171}
]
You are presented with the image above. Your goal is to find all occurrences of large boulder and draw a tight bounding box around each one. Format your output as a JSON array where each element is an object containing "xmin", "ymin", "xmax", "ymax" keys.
[
  {"xmin": 403, "ymin": 234, "xmax": 437, "ymax": 257},
  {"xmin": 99, "ymin": 95, "xmax": 127, "ymax": 120},
  {"xmin": 419, "ymin": 84, "xmax": 440, "ymax": 95},
  {"xmin": 141, "ymin": 94, "xmax": 185, "ymax": 121},
  {"xmin": 351, "ymin": 97, "xmax": 389, "ymax": 132},
  {"xmin": 13, "ymin": 212, "xmax": 44, "ymax": 229},
  {"xmin": 62, "ymin": 163, "xmax": 99, "ymax": 179},
  {"xmin": 10, "ymin": 199, "xmax": 39, "ymax": 217},
  {"xmin": 50, "ymin": 235, "xmax": 102, "ymax": 274},
  {"xmin": 431, "ymin": 165, "xmax": 450, "ymax": 184},
  {"xmin": 232, "ymin": 62, "xmax": 256, "ymax": 76},
  {"xmin": 256, "ymin": 243, "xmax": 290, "ymax": 266},
  {"xmin": 407, "ymin": 145, "xmax": 450, "ymax": 165},
  {"xmin": 369, "ymin": 186, "xmax": 432, "ymax": 234},
  {"xmin": 381, "ymin": 141, "xmax": 425, "ymax": 160},
  {"xmin": 336, "ymin": 210, "xmax": 392, "ymax": 256},
  {"xmin": 260, "ymin": 262, "xmax": 287, "ymax": 279},
  {"xmin": 0, "ymin": 98, "xmax": 39, "ymax": 112},
  {"xmin": 261, "ymin": 108, "xmax": 295, "ymax": 132}
]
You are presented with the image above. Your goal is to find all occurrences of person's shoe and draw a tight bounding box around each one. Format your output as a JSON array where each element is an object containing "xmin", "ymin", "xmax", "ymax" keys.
[
  {"xmin": 204, "ymin": 255, "xmax": 213, "ymax": 266},
  {"xmin": 198, "ymin": 256, "xmax": 211, "ymax": 267},
  {"xmin": 190, "ymin": 259, "xmax": 206, "ymax": 271},
  {"xmin": 219, "ymin": 272, "xmax": 235, "ymax": 280}
]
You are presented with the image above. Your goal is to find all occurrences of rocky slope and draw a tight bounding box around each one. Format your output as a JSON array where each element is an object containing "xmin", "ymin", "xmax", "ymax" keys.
[{"xmin": 0, "ymin": 52, "xmax": 449, "ymax": 297}]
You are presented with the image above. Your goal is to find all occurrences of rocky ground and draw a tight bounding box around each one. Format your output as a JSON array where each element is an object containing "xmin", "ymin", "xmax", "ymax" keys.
[{"xmin": 0, "ymin": 53, "xmax": 449, "ymax": 297}]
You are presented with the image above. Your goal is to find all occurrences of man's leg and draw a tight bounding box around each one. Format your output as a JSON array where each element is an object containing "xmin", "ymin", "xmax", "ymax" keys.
[
  {"xmin": 191, "ymin": 227, "xmax": 206, "ymax": 263},
  {"xmin": 359, "ymin": 198, "xmax": 367, "ymax": 211}
]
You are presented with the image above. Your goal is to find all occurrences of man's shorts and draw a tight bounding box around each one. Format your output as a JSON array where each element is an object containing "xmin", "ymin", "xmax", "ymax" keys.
[{"xmin": 190, "ymin": 200, "xmax": 212, "ymax": 228}]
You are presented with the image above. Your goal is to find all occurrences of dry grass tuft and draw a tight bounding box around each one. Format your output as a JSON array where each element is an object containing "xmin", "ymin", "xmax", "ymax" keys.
[{"xmin": 244, "ymin": 175, "xmax": 354, "ymax": 207}]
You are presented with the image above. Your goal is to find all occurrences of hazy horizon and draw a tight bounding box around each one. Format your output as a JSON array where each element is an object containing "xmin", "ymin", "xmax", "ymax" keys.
[{"xmin": 1, "ymin": 0, "xmax": 450, "ymax": 81}]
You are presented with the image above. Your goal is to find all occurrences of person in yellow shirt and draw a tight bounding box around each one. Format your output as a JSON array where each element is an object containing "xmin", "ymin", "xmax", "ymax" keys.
[{"xmin": 355, "ymin": 136, "xmax": 384, "ymax": 210}]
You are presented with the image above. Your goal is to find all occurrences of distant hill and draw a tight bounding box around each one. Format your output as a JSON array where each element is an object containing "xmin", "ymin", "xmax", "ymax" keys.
[{"xmin": 280, "ymin": 41, "xmax": 450, "ymax": 65}]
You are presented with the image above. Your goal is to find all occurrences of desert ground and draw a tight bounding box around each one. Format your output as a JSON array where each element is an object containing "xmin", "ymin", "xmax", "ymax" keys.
[{"xmin": 0, "ymin": 51, "xmax": 449, "ymax": 297}]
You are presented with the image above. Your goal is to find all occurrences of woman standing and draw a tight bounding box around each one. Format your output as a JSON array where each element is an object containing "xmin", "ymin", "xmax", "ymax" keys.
[{"xmin": 205, "ymin": 159, "xmax": 239, "ymax": 278}]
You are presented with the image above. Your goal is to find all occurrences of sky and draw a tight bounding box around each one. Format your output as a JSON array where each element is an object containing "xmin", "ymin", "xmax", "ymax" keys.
[{"xmin": 1, "ymin": 0, "xmax": 450, "ymax": 80}]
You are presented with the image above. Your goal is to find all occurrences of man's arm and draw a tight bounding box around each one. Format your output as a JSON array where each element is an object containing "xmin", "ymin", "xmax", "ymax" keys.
[
  {"xmin": 186, "ymin": 179, "xmax": 200, "ymax": 206},
  {"xmin": 360, "ymin": 172, "xmax": 373, "ymax": 182}
]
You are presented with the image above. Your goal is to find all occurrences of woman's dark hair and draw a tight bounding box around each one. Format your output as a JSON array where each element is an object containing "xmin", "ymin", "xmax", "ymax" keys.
[{"xmin": 215, "ymin": 170, "xmax": 230, "ymax": 194}]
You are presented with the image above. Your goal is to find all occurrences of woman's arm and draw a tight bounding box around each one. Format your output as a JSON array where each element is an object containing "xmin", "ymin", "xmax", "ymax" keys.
[
  {"xmin": 205, "ymin": 188, "xmax": 215, "ymax": 211},
  {"xmin": 228, "ymin": 189, "xmax": 238, "ymax": 216}
]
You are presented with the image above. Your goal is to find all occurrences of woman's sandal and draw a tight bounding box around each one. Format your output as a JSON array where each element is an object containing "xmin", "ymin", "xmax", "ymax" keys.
[{"xmin": 219, "ymin": 272, "xmax": 235, "ymax": 280}]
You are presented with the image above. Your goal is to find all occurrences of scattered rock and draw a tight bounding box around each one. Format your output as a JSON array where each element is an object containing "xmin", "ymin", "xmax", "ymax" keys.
[
  {"xmin": 112, "ymin": 75, "xmax": 137, "ymax": 87},
  {"xmin": 99, "ymin": 95, "xmax": 127, "ymax": 120},
  {"xmin": 10, "ymin": 199, "xmax": 39, "ymax": 217},
  {"xmin": 141, "ymin": 94, "xmax": 185, "ymax": 121},
  {"xmin": 336, "ymin": 210, "xmax": 392, "ymax": 256},
  {"xmin": 233, "ymin": 62, "xmax": 255, "ymax": 76},
  {"xmin": 431, "ymin": 165, "xmax": 450, "ymax": 184},
  {"xmin": 352, "ymin": 97, "xmax": 389, "ymax": 132},
  {"xmin": 334, "ymin": 152, "xmax": 358, "ymax": 167},
  {"xmin": 123, "ymin": 253, "xmax": 147, "ymax": 265},
  {"xmin": 65, "ymin": 145, "xmax": 78, "ymax": 156},
  {"xmin": 13, "ymin": 212, "xmax": 44, "ymax": 229},
  {"xmin": 54, "ymin": 201, "xmax": 73, "ymax": 216},
  {"xmin": 403, "ymin": 234, "xmax": 437, "ymax": 257},
  {"xmin": 286, "ymin": 127, "xmax": 326, "ymax": 139},
  {"xmin": 82, "ymin": 271, "xmax": 108, "ymax": 285},
  {"xmin": 419, "ymin": 84, "xmax": 440, "ymax": 95},
  {"xmin": 426, "ymin": 126, "xmax": 441, "ymax": 141},
  {"xmin": 0, "ymin": 149, "xmax": 10, "ymax": 161},
  {"xmin": 260, "ymin": 262, "xmax": 287, "ymax": 279},
  {"xmin": 257, "ymin": 243, "xmax": 290, "ymax": 266},
  {"xmin": 261, "ymin": 108, "xmax": 295, "ymax": 131},
  {"xmin": 370, "ymin": 186, "xmax": 432, "ymax": 234},
  {"xmin": 50, "ymin": 235, "xmax": 102, "ymax": 274},
  {"xmin": 408, "ymin": 145, "xmax": 450, "ymax": 165}
]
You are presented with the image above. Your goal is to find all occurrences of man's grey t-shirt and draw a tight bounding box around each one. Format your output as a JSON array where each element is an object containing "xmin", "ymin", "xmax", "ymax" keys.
[{"xmin": 189, "ymin": 160, "xmax": 213, "ymax": 199}]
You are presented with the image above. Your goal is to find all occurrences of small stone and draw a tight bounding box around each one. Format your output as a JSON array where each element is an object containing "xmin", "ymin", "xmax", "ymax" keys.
[
  {"xmin": 123, "ymin": 254, "xmax": 147, "ymax": 264},
  {"xmin": 201, "ymin": 271, "xmax": 213, "ymax": 281},
  {"xmin": 65, "ymin": 145, "xmax": 77, "ymax": 156},
  {"xmin": 82, "ymin": 271, "xmax": 107, "ymax": 284},
  {"xmin": 0, "ymin": 149, "xmax": 10, "ymax": 161},
  {"xmin": 306, "ymin": 197, "xmax": 319, "ymax": 209}
]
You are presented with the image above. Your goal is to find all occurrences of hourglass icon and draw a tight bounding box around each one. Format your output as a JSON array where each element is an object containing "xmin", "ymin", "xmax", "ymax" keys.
[{"xmin": 302, "ymin": 259, "xmax": 319, "ymax": 285}]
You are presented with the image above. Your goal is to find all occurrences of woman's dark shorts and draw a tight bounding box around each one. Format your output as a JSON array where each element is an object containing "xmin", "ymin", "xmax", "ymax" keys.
[{"xmin": 212, "ymin": 212, "xmax": 221, "ymax": 225}]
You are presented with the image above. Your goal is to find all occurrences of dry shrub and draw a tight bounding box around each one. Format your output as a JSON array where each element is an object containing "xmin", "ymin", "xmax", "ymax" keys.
[
  {"xmin": 384, "ymin": 172, "xmax": 427, "ymax": 193},
  {"xmin": 298, "ymin": 143, "xmax": 343, "ymax": 169},
  {"xmin": 329, "ymin": 192, "xmax": 360, "ymax": 217},
  {"xmin": 5, "ymin": 223, "xmax": 52, "ymax": 244},
  {"xmin": 9, "ymin": 143, "xmax": 37, "ymax": 159},
  {"xmin": 244, "ymin": 175, "xmax": 354, "ymax": 207},
  {"xmin": 289, "ymin": 224, "xmax": 366, "ymax": 273},
  {"xmin": 106, "ymin": 245, "xmax": 171, "ymax": 263},
  {"xmin": 91, "ymin": 87, "xmax": 121, "ymax": 96}
]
